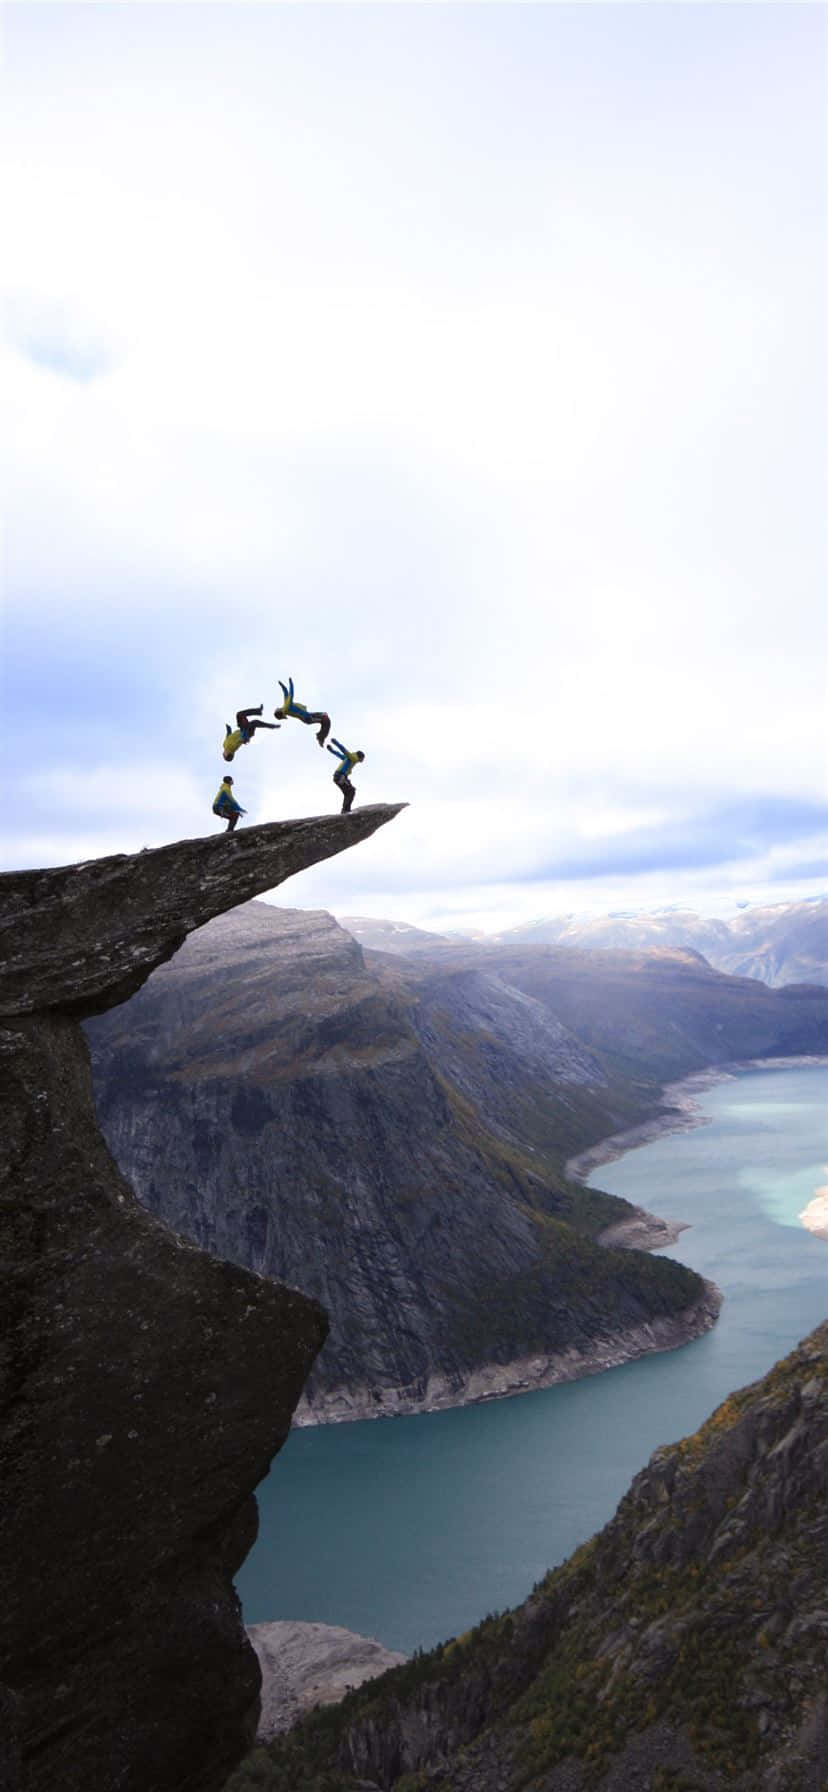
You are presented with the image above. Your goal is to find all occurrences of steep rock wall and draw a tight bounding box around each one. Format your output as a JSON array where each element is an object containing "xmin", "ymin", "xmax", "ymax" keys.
[
  {"xmin": 86, "ymin": 904, "xmax": 717, "ymax": 1423},
  {"xmin": 0, "ymin": 808, "xmax": 402, "ymax": 1792}
]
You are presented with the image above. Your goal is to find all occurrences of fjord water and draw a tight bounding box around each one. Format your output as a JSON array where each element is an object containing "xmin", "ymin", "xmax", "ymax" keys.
[{"xmin": 236, "ymin": 1064, "xmax": 828, "ymax": 1655}]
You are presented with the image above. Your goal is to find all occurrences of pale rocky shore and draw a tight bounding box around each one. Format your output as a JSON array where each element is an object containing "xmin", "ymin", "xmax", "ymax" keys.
[
  {"xmin": 292, "ymin": 1284, "xmax": 722, "ymax": 1426},
  {"xmin": 247, "ymin": 1621, "xmax": 407, "ymax": 1739},
  {"xmin": 799, "ymin": 1185, "xmax": 828, "ymax": 1239},
  {"xmin": 565, "ymin": 1053, "xmax": 828, "ymax": 1185},
  {"xmin": 565, "ymin": 1053, "xmax": 828, "ymax": 1295},
  {"xmin": 596, "ymin": 1208, "xmax": 688, "ymax": 1251}
]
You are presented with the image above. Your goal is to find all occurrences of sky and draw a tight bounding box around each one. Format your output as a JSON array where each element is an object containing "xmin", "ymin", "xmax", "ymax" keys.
[{"xmin": 3, "ymin": 2, "xmax": 827, "ymax": 933}]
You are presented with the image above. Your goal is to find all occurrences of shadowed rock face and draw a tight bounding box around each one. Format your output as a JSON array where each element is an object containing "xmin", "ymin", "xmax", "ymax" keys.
[
  {"xmin": 0, "ymin": 808, "xmax": 403, "ymax": 1792},
  {"xmin": 85, "ymin": 902, "xmax": 719, "ymax": 1424}
]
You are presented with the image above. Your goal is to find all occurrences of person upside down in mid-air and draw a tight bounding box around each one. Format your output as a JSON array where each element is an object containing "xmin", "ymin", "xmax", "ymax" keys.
[
  {"xmin": 212, "ymin": 775, "xmax": 246, "ymax": 832},
  {"xmin": 223, "ymin": 705, "xmax": 279, "ymax": 762},
  {"xmin": 327, "ymin": 738, "xmax": 365, "ymax": 814},
  {"xmin": 274, "ymin": 676, "xmax": 331, "ymax": 746}
]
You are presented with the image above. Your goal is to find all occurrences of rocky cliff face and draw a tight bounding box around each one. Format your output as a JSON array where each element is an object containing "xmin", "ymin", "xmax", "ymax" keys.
[
  {"xmin": 227, "ymin": 1321, "xmax": 828, "ymax": 1792},
  {"xmin": 369, "ymin": 935, "xmax": 828, "ymax": 1089},
  {"xmin": 0, "ymin": 807, "xmax": 402, "ymax": 1792},
  {"xmin": 85, "ymin": 903, "xmax": 722, "ymax": 1425},
  {"xmin": 87, "ymin": 908, "xmax": 828, "ymax": 1423}
]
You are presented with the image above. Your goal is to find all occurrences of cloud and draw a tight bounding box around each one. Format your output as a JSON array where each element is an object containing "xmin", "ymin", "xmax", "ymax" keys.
[
  {"xmin": 2, "ymin": 3, "xmax": 825, "ymax": 932},
  {"xmin": 768, "ymin": 859, "xmax": 828, "ymax": 885},
  {"xmin": 517, "ymin": 799, "xmax": 828, "ymax": 886},
  {"xmin": 22, "ymin": 763, "xmax": 203, "ymax": 824},
  {"xmin": 4, "ymin": 294, "xmax": 124, "ymax": 383}
]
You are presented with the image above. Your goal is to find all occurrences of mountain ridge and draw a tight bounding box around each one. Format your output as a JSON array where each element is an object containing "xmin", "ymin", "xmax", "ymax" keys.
[{"xmin": 341, "ymin": 897, "xmax": 828, "ymax": 988}]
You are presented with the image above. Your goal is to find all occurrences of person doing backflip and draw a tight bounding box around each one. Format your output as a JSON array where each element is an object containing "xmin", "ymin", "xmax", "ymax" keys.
[
  {"xmin": 327, "ymin": 738, "xmax": 365, "ymax": 814},
  {"xmin": 274, "ymin": 677, "xmax": 331, "ymax": 746},
  {"xmin": 212, "ymin": 775, "xmax": 246, "ymax": 832},
  {"xmin": 223, "ymin": 705, "xmax": 279, "ymax": 762}
]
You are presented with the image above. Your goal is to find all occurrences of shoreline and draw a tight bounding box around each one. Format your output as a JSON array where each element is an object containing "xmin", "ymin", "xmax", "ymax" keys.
[
  {"xmin": 292, "ymin": 1284, "xmax": 722, "ymax": 1426},
  {"xmin": 294, "ymin": 1055, "xmax": 827, "ymax": 1429},
  {"xmin": 565, "ymin": 1054, "xmax": 828, "ymax": 1185}
]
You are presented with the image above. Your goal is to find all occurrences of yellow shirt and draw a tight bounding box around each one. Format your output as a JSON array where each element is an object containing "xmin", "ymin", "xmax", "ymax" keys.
[{"xmin": 213, "ymin": 781, "xmax": 237, "ymax": 812}]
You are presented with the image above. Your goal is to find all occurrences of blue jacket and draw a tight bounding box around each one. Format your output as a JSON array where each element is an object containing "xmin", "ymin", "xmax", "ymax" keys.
[
  {"xmin": 327, "ymin": 738, "xmax": 360, "ymax": 779},
  {"xmin": 213, "ymin": 780, "xmax": 244, "ymax": 816},
  {"xmin": 276, "ymin": 677, "xmax": 310, "ymax": 721}
]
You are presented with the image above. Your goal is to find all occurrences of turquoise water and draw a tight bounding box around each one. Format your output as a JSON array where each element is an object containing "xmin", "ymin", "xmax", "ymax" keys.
[{"xmin": 236, "ymin": 1064, "xmax": 828, "ymax": 1655}]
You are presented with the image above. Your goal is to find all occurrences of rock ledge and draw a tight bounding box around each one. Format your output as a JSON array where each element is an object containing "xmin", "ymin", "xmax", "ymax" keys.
[{"xmin": 0, "ymin": 808, "xmax": 402, "ymax": 1792}]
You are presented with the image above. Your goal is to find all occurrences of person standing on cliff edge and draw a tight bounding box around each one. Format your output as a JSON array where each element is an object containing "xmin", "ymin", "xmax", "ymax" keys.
[
  {"xmin": 327, "ymin": 738, "xmax": 365, "ymax": 813},
  {"xmin": 212, "ymin": 775, "xmax": 246, "ymax": 831}
]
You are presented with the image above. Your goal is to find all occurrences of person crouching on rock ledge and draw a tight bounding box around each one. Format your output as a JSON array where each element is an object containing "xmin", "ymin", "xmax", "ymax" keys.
[
  {"xmin": 223, "ymin": 704, "xmax": 279, "ymax": 762},
  {"xmin": 212, "ymin": 776, "xmax": 246, "ymax": 832},
  {"xmin": 327, "ymin": 738, "xmax": 365, "ymax": 814}
]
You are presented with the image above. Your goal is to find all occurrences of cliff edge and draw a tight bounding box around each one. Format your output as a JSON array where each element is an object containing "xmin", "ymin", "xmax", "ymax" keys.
[{"xmin": 0, "ymin": 807, "xmax": 403, "ymax": 1792}]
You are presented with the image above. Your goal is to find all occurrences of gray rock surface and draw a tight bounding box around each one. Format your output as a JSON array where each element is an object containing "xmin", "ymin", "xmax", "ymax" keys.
[
  {"xmin": 247, "ymin": 1622, "xmax": 407, "ymax": 1737},
  {"xmin": 0, "ymin": 806, "xmax": 404, "ymax": 1018},
  {"xmin": 0, "ymin": 807, "xmax": 401, "ymax": 1792}
]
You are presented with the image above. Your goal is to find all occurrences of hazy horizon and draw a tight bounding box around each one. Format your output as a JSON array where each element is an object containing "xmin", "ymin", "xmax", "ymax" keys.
[{"xmin": 331, "ymin": 887, "xmax": 828, "ymax": 940}]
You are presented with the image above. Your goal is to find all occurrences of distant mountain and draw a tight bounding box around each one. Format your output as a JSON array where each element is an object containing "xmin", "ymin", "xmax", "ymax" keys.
[
  {"xmin": 490, "ymin": 898, "xmax": 828, "ymax": 987},
  {"xmin": 339, "ymin": 914, "xmax": 460, "ymax": 954},
  {"xmin": 231, "ymin": 1320, "xmax": 828, "ymax": 1792},
  {"xmin": 86, "ymin": 904, "xmax": 828, "ymax": 1423},
  {"xmin": 341, "ymin": 899, "xmax": 828, "ymax": 988}
]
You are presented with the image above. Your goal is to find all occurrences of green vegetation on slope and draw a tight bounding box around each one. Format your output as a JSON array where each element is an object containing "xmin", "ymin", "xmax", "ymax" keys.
[{"xmin": 225, "ymin": 1325, "xmax": 828, "ymax": 1792}]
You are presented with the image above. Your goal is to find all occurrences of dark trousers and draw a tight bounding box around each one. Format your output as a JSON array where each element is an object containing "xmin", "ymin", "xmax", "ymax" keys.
[
  {"xmin": 296, "ymin": 709, "xmax": 330, "ymax": 745},
  {"xmin": 237, "ymin": 707, "xmax": 277, "ymax": 740},
  {"xmin": 335, "ymin": 774, "xmax": 355, "ymax": 814}
]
